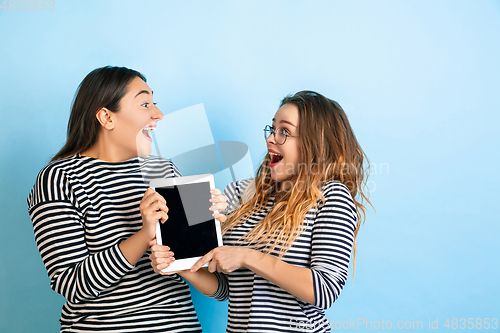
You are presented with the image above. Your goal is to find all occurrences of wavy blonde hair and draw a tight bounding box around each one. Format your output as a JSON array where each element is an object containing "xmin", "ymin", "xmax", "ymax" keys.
[{"xmin": 222, "ymin": 91, "xmax": 372, "ymax": 274}]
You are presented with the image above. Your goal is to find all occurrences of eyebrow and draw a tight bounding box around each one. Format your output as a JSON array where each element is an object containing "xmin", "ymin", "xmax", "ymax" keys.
[
  {"xmin": 272, "ymin": 117, "xmax": 297, "ymax": 127},
  {"xmin": 134, "ymin": 90, "xmax": 153, "ymax": 98}
]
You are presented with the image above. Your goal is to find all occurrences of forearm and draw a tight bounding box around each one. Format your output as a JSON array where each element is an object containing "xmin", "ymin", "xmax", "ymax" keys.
[
  {"xmin": 178, "ymin": 268, "xmax": 219, "ymax": 296},
  {"xmin": 119, "ymin": 229, "xmax": 151, "ymax": 265},
  {"xmin": 31, "ymin": 203, "xmax": 135, "ymax": 302},
  {"xmin": 244, "ymin": 249, "xmax": 315, "ymax": 304},
  {"xmin": 50, "ymin": 243, "xmax": 135, "ymax": 302}
]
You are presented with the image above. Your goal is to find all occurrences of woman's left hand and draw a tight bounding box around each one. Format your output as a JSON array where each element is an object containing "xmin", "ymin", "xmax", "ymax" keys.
[
  {"xmin": 148, "ymin": 238, "xmax": 178, "ymax": 274},
  {"xmin": 190, "ymin": 246, "xmax": 255, "ymax": 274},
  {"xmin": 210, "ymin": 189, "xmax": 228, "ymax": 223}
]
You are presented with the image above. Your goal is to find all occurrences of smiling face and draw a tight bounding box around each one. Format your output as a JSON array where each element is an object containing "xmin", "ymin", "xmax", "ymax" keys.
[
  {"xmin": 100, "ymin": 77, "xmax": 163, "ymax": 160},
  {"xmin": 266, "ymin": 103, "xmax": 301, "ymax": 185}
]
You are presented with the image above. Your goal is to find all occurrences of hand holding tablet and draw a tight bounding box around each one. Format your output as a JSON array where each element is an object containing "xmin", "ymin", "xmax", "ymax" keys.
[{"xmin": 150, "ymin": 174, "xmax": 224, "ymax": 273}]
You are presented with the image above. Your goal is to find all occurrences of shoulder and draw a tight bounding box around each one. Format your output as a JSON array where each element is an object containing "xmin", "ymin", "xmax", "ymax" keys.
[
  {"xmin": 318, "ymin": 181, "xmax": 357, "ymax": 220},
  {"xmin": 34, "ymin": 156, "xmax": 81, "ymax": 187},
  {"xmin": 28, "ymin": 156, "xmax": 81, "ymax": 209},
  {"xmin": 322, "ymin": 181, "xmax": 353, "ymax": 201}
]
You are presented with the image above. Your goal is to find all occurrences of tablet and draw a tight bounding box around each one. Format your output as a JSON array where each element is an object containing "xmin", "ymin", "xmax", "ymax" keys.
[{"xmin": 150, "ymin": 174, "xmax": 223, "ymax": 273}]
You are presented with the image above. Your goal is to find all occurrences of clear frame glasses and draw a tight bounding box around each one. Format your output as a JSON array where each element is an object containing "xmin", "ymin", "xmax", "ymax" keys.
[{"xmin": 263, "ymin": 125, "xmax": 298, "ymax": 145}]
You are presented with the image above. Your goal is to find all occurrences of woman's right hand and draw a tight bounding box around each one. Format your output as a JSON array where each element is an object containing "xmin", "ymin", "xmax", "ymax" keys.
[{"xmin": 140, "ymin": 188, "xmax": 169, "ymax": 240}]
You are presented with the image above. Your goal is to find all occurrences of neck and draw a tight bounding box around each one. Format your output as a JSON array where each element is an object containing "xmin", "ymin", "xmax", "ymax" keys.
[
  {"xmin": 82, "ymin": 136, "xmax": 136, "ymax": 162},
  {"xmin": 275, "ymin": 181, "xmax": 293, "ymax": 192}
]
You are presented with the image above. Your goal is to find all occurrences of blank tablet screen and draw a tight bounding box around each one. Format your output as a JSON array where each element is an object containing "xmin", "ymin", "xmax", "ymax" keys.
[{"xmin": 156, "ymin": 181, "xmax": 219, "ymax": 259}]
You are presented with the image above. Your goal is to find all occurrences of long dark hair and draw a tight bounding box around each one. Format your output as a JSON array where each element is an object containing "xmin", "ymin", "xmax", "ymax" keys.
[{"xmin": 52, "ymin": 66, "xmax": 146, "ymax": 161}]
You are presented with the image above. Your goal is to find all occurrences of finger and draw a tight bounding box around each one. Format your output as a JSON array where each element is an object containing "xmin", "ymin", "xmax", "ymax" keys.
[
  {"xmin": 153, "ymin": 254, "xmax": 176, "ymax": 267},
  {"xmin": 190, "ymin": 251, "xmax": 214, "ymax": 272},
  {"xmin": 208, "ymin": 258, "xmax": 218, "ymax": 273},
  {"xmin": 143, "ymin": 189, "xmax": 164, "ymax": 202},
  {"xmin": 144, "ymin": 187, "xmax": 156, "ymax": 196},
  {"xmin": 157, "ymin": 212, "xmax": 169, "ymax": 224},
  {"xmin": 209, "ymin": 194, "xmax": 226, "ymax": 203},
  {"xmin": 151, "ymin": 256, "xmax": 170, "ymax": 270},
  {"xmin": 216, "ymin": 194, "xmax": 227, "ymax": 203},
  {"xmin": 141, "ymin": 188, "xmax": 157, "ymax": 203},
  {"xmin": 150, "ymin": 249, "xmax": 173, "ymax": 260},
  {"xmin": 213, "ymin": 213, "xmax": 227, "ymax": 223},
  {"xmin": 143, "ymin": 211, "xmax": 168, "ymax": 226},
  {"xmin": 146, "ymin": 200, "xmax": 169, "ymax": 214},
  {"xmin": 155, "ymin": 192, "xmax": 167, "ymax": 205},
  {"xmin": 142, "ymin": 191, "xmax": 167, "ymax": 208},
  {"xmin": 151, "ymin": 255, "xmax": 174, "ymax": 265},
  {"xmin": 148, "ymin": 238, "xmax": 157, "ymax": 247},
  {"xmin": 153, "ymin": 261, "xmax": 171, "ymax": 273},
  {"xmin": 151, "ymin": 244, "xmax": 170, "ymax": 252},
  {"xmin": 145, "ymin": 205, "xmax": 168, "ymax": 221},
  {"xmin": 150, "ymin": 253, "xmax": 169, "ymax": 262},
  {"xmin": 210, "ymin": 189, "xmax": 222, "ymax": 196},
  {"xmin": 210, "ymin": 202, "xmax": 226, "ymax": 211}
]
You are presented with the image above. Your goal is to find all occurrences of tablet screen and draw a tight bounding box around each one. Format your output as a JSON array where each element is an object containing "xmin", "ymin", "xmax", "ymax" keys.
[{"xmin": 155, "ymin": 181, "xmax": 219, "ymax": 259}]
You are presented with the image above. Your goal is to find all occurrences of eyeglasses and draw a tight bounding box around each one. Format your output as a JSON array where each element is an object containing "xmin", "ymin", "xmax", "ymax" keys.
[{"xmin": 263, "ymin": 125, "xmax": 298, "ymax": 145}]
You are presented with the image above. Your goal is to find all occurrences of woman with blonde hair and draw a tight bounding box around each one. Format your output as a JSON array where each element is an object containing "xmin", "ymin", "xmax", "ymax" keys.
[{"xmin": 150, "ymin": 90, "xmax": 371, "ymax": 332}]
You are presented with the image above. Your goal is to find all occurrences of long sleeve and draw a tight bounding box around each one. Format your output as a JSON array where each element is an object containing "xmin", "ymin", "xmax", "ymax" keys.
[
  {"xmin": 209, "ymin": 271, "xmax": 229, "ymax": 301},
  {"xmin": 220, "ymin": 180, "xmax": 357, "ymax": 332},
  {"xmin": 310, "ymin": 182, "xmax": 357, "ymax": 309},
  {"xmin": 28, "ymin": 164, "xmax": 135, "ymax": 303}
]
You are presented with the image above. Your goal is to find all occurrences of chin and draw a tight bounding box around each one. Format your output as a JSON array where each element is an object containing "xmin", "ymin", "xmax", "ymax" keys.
[
  {"xmin": 136, "ymin": 135, "xmax": 152, "ymax": 157},
  {"xmin": 270, "ymin": 170, "xmax": 289, "ymax": 183}
]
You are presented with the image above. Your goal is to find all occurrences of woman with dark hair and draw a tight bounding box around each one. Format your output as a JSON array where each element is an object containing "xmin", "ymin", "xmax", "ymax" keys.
[
  {"xmin": 27, "ymin": 66, "xmax": 227, "ymax": 332},
  {"xmin": 150, "ymin": 91, "xmax": 372, "ymax": 332}
]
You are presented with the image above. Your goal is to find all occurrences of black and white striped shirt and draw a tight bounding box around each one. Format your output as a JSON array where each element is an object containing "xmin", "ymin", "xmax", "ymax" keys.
[
  {"xmin": 27, "ymin": 154, "xmax": 202, "ymax": 333},
  {"xmin": 211, "ymin": 179, "xmax": 357, "ymax": 333}
]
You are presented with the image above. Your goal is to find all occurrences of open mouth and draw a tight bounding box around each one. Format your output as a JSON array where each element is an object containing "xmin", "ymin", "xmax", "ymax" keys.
[
  {"xmin": 142, "ymin": 126, "xmax": 154, "ymax": 140},
  {"xmin": 269, "ymin": 152, "xmax": 284, "ymax": 167}
]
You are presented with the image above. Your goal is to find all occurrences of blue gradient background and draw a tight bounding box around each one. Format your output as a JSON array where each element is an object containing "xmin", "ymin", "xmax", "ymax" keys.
[{"xmin": 1, "ymin": 1, "xmax": 499, "ymax": 332}]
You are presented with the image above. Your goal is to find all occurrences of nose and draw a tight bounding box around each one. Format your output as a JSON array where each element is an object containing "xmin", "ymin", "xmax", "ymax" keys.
[
  {"xmin": 266, "ymin": 132, "xmax": 276, "ymax": 145},
  {"xmin": 153, "ymin": 104, "xmax": 164, "ymax": 121}
]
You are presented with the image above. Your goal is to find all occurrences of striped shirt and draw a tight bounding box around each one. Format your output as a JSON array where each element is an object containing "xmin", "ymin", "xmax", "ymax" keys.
[
  {"xmin": 211, "ymin": 179, "xmax": 357, "ymax": 333},
  {"xmin": 27, "ymin": 154, "xmax": 202, "ymax": 333}
]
